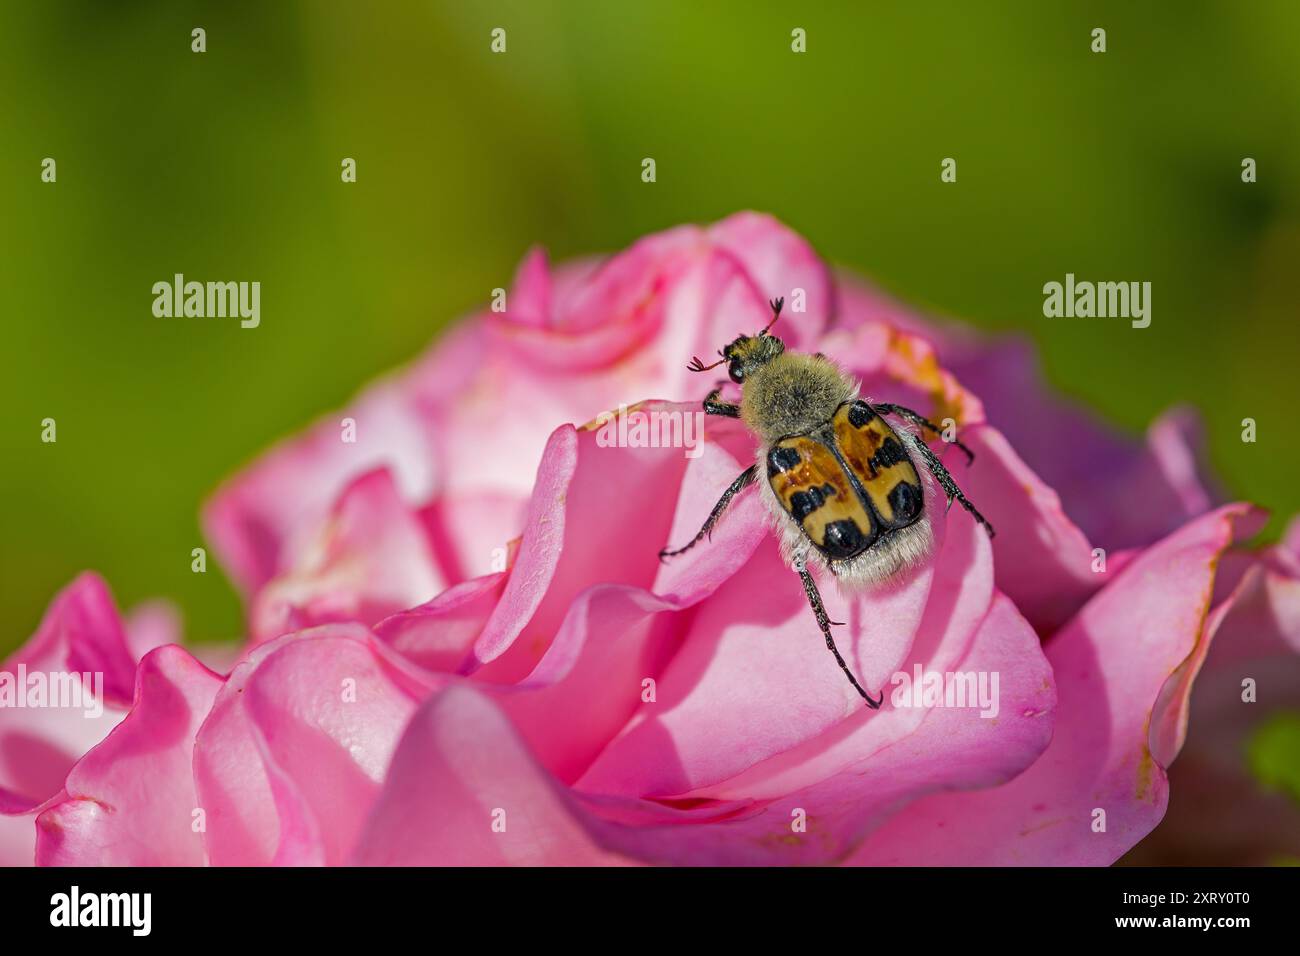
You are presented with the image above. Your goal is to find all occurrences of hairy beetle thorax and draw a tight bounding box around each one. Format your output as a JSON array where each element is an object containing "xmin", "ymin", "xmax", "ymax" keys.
[{"xmin": 740, "ymin": 352, "xmax": 856, "ymax": 444}]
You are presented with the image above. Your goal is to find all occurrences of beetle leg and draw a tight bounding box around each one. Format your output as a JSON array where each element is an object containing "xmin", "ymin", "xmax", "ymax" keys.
[
  {"xmin": 703, "ymin": 387, "xmax": 740, "ymax": 418},
  {"xmin": 875, "ymin": 402, "xmax": 975, "ymax": 465},
  {"xmin": 796, "ymin": 562, "xmax": 881, "ymax": 708},
  {"xmin": 903, "ymin": 432, "xmax": 996, "ymax": 539},
  {"xmin": 658, "ymin": 465, "xmax": 758, "ymax": 560}
]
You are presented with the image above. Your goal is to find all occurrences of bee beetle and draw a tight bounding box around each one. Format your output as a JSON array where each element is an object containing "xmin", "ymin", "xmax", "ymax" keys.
[{"xmin": 659, "ymin": 297, "xmax": 994, "ymax": 708}]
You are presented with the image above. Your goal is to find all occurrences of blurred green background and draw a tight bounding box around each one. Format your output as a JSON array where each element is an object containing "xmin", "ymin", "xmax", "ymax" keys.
[{"xmin": 3, "ymin": 0, "xmax": 1298, "ymax": 654}]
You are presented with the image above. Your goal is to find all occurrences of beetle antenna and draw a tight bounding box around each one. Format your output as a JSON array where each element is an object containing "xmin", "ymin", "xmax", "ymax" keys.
[
  {"xmin": 687, "ymin": 354, "xmax": 726, "ymax": 373},
  {"xmin": 760, "ymin": 297, "xmax": 784, "ymax": 335}
]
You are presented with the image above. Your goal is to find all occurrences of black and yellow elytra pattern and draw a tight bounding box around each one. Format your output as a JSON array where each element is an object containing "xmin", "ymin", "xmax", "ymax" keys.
[{"xmin": 766, "ymin": 400, "xmax": 924, "ymax": 560}]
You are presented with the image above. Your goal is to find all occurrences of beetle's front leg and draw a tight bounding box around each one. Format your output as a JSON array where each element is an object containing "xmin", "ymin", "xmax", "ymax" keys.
[{"xmin": 703, "ymin": 387, "xmax": 740, "ymax": 418}]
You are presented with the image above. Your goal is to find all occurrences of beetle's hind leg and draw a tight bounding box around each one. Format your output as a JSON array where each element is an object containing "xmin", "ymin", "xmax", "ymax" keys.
[
  {"xmin": 875, "ymin": 402, "xmax": 975, "ymax": 465},
  {"xmin": 903, "ymin": 432, "xmax": 996, "ymax": 539},
  {"xmin": 658, "ymin": 464, "xmax": 757, "ymax": 561},
  {"xmin": 796, "ymin": 559, "xmax": 881, "ymax": 708}
]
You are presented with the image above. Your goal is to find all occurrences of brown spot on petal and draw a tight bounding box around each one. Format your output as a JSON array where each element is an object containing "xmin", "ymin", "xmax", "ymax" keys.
[
  {"xmin": 578, "ymin": 400, "xmax": 657, "ymax": 432},
  {"xmin": 883, "ymin": 329, "xmax": 981, "ymax": 427},
  {"xmin": 1136, "ymin": 744, "xmax": 1156, "ymax": 803},
  {"xmin": 1019, "ymin": 817, "xmax": 1066, "ymax": 837}
]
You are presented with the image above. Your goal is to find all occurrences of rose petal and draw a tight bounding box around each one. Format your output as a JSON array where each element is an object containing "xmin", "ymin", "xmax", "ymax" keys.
[
  {"xmin": 847, "ymin": 503, "xmax": 1253, "ymax": 865},
  {"xmin": 351, "ymin": 686, "xmax": 627, "ymax": 865},
  {"xmin": 123, "ymin": 599, "xmax": 183, "ymax": 660},
  {"xmin": 35, "ymin": 646, "xmax": 222, "ymax": 865},
  {"xmin": 589, "ymin": 592, "xmax": 1052, "ymax": 865},
  {"xmin": 479, "ymin": 430, "xmax": 770, "ymax": 784},
  {"xmin": 467, "ymin": 412, "xmax": 699, "ymax": 681},
  {"xmin": 203, "ymin": 381, "xmax": 440, "ymax": 596},
  {"xmin": 1123, "ymin": 518, "xmax": 1300, "ymax": 864},
  {"xmin": 504, "ymin": 246, "xmax": 551, "ymax": 329},
  {"xmin": 375, "ymin": 572, "xmax": 506, "ymax": 673},
  {"xmin": 1, "ymin": 574, "xmax": 132, "ymax": 806},
  {"xmin": 250, "ymin": 469, "xmax": 446, "ymax": 644},
  {"xmin": 960, "ymin": 424, "xmax": 1112, "ymax": 632},
  {"xmin": 355, "ymin": 586, "xmax": 1052, "ymax": 867},
  {"xmin": 0, "ymin": 790, "xmax": 64, "ymax": 867},
  {"xmin": 193, "ymin": 624, "xmax": 435, "ymax": 865},
  {"xmin": 576, "ymin": 450, "xmax": 978, "ymax": 799},
  {"xmin": 707, "ymin": 211, "xmax": 831, "ymax": 351},
  {"xmin": 419, "ymin": 491, "xmax": 527, "ymax": 583},
  {"xmin": 685, "ymin": 506, "xmax": 998, "ymax": 802}
]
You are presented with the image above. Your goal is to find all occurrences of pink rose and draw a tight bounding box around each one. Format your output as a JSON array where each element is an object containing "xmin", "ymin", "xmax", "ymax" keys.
[
  {"xmin": 1120, "ymin": 518, "xmax": 1300, "ymax": 864},
  {"xmin": 4, "ymin": 213, "xmax": 1296, "ymax": 866}
]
